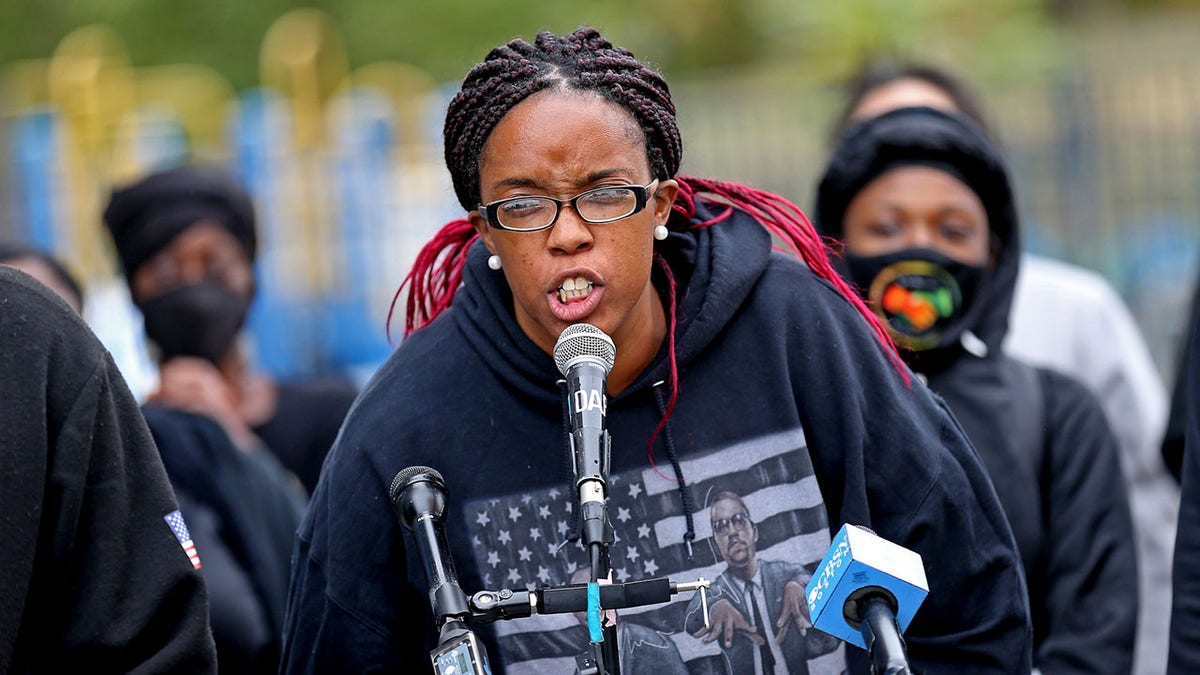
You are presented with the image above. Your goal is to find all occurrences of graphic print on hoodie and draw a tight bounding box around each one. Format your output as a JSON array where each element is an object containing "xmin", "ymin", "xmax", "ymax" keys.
[{"xmin": 462, "ymin": 426, "xmax": 842, "ymax": 674}]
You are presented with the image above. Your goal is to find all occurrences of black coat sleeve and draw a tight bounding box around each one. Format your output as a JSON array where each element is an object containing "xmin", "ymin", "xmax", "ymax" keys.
[
  {"xmin": 0, "ymin": 270, "xmax": 217, "ymax": 673},
  {"xmin": 1169, "ymin": 297, "xmax": 1200, "ymax": 673},
  {"xmin": 1033, "ymin": 370, "xmax": 1137, "ymax": 674}
]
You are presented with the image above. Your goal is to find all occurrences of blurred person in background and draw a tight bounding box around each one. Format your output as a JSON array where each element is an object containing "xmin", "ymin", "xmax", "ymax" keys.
[
  {"xmin": 833, "ymin": 61, "xmax": 1176, "ymax": 675},
  {"xmin": 281, "ymin": 27, "xmax": 1032, "ymax": 674},
  {"xmin": 815, "ymin": 106, "xmax": 1137, "ymax": 674},
  {"xmin": 1162, "ymin": 282, "xmax": 1199, "ymax": 482},
  {"xmin": 1168, "ymin": 286, "xmax": 1200, "ymax": 673},
  {"xmin": 100, "ymin": 164, "xmax": 357, "ymax": 672},
  {"xmin": 0, "ymin": 240, "xmax": 84, "ymax": 313},
  {"xmin": 0, "ymin": 264, "xmax": 217, "ymax": 673},
  {"xmin": 102, "ymin": 164, "xmax": 358, "ymax": 494}
]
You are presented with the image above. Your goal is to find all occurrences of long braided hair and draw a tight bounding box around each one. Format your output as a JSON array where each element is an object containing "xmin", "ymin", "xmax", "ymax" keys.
[{"xmin": 392, "ymin": 27, "xmax": 907, "ymax": 476}]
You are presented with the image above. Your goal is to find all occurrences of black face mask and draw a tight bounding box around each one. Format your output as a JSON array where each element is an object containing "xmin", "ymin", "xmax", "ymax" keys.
[
  {"xmin": 138, "ymin": 282, "xmax": 251, "ymax": 364},
  {"xmin": 844, "ymin": 248, "xmax": 985, "ymax": 352}
]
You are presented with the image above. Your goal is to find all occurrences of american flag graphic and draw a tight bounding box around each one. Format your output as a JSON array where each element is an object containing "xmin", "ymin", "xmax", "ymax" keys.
[
  {"xmin": 164, "ymin": 510, "xmax": 202, "ymax": 570},
  {"xmin": 460, "ymin": 426, "xmax": 845, "ymax": 674}
]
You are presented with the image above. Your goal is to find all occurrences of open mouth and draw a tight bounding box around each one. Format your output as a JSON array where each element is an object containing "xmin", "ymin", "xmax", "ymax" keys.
[
  {"xmin": 548, "ymin": 270, "xmax": 604, "ymax": 322},
  {"xmin": 557, "ymin": 275, "xmax": 595, "ymax": 304}
]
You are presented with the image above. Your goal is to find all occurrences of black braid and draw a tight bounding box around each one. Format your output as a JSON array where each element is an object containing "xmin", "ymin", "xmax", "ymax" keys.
[{"xmin": 443, "ymin": 27, "xmax": 683, "ymax": 211}]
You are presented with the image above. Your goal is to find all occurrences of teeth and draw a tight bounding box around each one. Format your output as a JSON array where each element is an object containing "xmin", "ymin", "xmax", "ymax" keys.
[{"xmin": 557, "ymin": 276, "xmax": 593, "ymax": 303}]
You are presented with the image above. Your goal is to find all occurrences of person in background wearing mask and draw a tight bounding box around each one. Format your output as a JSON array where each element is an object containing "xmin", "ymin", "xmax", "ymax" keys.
[
  {"xmin": 0, "ymin": 264, "xmax": 218, "ymax": 673},
  {"xmin": 102, "ymin": 164, "xmax": 358, "ymax": 494},
  {"xmin": 815, "ymin": 106, "xmax": 1137, "ymax": 674},
  {"xmin": 832, "ymin": 62, "xmax": 1176, "ymax": 675},
  {"xmin": 100, "ymin": 165, "xmax": 342, "ymax": 672}
]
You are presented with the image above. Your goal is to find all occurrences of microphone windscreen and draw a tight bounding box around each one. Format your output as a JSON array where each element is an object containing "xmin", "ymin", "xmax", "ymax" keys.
[
  {"xmin": 389, "ymin": 465, "xmax": 444, "ymax": 504},
  {"xmin": 553, "ymin": 323, "xmax": 616, "ymax": 376},
  {"xmin": 806, "ymin": 524, "xmax": 929, "ymax": 650}
]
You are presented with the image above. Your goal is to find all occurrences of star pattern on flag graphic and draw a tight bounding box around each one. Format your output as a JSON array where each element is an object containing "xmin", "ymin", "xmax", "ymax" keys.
[
  {"xmin": 465, "ymin": 474, "xmax": 662, "ymax": 592},
  {"xmin": 456, "ymin": 426, "xmax": 843, "ymax": 673},
  {"xmin": 164, "ymin": 510, "xmax": 201, "ymax": 570}
]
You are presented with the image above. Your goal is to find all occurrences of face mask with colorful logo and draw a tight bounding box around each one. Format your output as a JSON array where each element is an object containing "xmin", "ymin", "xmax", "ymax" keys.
[{"xmin": 844, "ymin": 248, "xmax": 985, "ymax": 351}]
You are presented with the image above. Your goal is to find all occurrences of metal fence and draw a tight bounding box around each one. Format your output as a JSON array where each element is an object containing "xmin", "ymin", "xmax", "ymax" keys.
[{"xmin": 1, "ymin": 22, "xmax": 1197, "ymax": 389}]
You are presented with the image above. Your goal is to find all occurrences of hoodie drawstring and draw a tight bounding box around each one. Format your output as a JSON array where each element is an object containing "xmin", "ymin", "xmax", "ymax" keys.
[{"xmin": 654, "ymin": 384, "xmax": 696, "ymax": 558}]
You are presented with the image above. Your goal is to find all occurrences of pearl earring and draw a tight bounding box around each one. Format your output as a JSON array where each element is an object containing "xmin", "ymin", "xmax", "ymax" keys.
[
  {"xmin": 653, "ymin": 225, "xmax": 669, "ymax": 241},
  {"xmin": 487, "ymin": 254, "xmax": 503, "ymax": 270}
]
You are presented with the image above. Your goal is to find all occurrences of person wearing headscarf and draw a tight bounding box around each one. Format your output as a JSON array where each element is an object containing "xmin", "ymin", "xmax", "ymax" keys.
[
  {"xmin": 103, "ymin": 164, "xmax": 358, "ymax": 493},
  {"xmin": 834, "ymin": 64, "xmax": 1176, "ymax": 674},
  {"xmin": 815, "ymin": 106, "xmax": 1138, "ymax": 674},
  {"xmin": 102, "ymin": 165, "xmax": 334, "ymax": 673}
]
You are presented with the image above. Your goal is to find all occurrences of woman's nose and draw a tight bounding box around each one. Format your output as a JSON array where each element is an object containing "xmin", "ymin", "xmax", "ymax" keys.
[{"xmin": 546, "ymin": 205, "xmax": 594, "ymax": 255}]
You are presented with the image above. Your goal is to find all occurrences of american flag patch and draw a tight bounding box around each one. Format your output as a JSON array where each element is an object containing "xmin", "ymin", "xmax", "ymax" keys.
[{"xmin": 164, "ymin": 510, "xmax": 202, "ymax": 570}]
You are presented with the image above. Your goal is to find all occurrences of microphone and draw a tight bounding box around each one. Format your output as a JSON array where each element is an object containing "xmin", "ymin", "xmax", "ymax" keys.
[
  {"xmin": 390, "ymin": 466, "xmax": 491, "ymax": 674},
  {"xmin": 553, "ymin": 323, "xmax": 616, "ymax": 549},
  {"xmin": 806, "ymin": 524, "xmax": 929, "ymax": 675},
  {"xmin": 389, "ymin": 466, "xmax": 471, "ymax": 627}
]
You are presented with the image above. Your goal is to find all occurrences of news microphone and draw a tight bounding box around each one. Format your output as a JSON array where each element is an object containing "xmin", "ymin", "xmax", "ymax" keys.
[
  {"xmin": 389, "ymin": 466, "xmax": 472, "ymax": 627},
  {"xmin": 806, "ymin": 524, "xmax": 928, "ymax": 675},
  {"xmin": 553, "ymin": 323, "xmax": 616, "ymax": 549}
]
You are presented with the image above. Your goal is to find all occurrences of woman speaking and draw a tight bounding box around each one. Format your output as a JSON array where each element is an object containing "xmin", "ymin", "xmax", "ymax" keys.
[{"xmin": 280, "ymin": 28, "xmax": 1031, "ymax": 674}]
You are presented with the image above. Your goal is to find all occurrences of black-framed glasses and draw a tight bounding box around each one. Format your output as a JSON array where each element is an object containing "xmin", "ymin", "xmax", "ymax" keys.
[
  {"xmin": 479, "ymin": 180, "xmax": 659, "ymax": 232},
  {"xmin": 712, "ymin": 512, "xmax": 753, "ymax": 536}
]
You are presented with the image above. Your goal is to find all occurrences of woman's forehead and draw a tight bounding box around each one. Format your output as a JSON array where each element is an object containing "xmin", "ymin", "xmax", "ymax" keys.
[
  {"xmin": 859, "ymin": 165, "xmax": 986, "ymax": 212},
  {"xmin": 477, "ymin": 91, "xmax": 649, "ymax": 187}
]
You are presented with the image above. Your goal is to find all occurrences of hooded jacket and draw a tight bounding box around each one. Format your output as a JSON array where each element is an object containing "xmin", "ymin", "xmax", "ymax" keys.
[
  {"xmin": 815, "ymin": 107, "xmax": 1138, "ymax": 674},
  {"xmin": 280, "ymin": 200, "xmax": 1032, "ymax": 674},
  {"xmin": 1168, "ymin": 285, "xmax": 1200, "ymax": 673}
]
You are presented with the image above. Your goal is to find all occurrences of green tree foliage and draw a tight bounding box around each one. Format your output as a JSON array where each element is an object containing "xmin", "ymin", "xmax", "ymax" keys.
[{"xmin": 0, "ymin": 0, "xmax": 1072, "ymax": 89}]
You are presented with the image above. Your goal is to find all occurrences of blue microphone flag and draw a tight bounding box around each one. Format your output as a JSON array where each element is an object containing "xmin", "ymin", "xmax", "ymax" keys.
[{"xmin": 805, "ymin": 524, "xmax": 929, "ymax": 650}]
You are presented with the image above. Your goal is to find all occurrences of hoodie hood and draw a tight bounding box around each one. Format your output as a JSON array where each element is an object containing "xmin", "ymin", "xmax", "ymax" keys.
[
  {"xmin": 450, "ymin": 198, "xmax": 773, "ymax": 405},
  {"xmin": 813, "ymin": 106, "xmax": 1021, "ymax": 362}
]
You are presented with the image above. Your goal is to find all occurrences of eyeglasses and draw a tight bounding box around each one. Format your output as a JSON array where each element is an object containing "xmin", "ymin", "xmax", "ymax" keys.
[
  {"xmin": 479, "ymin": 180, "xmax": 659, "ymax": 232},
  {"xmin": 711, "ymin": 512, "xmax": 753, "ymax": 536}
]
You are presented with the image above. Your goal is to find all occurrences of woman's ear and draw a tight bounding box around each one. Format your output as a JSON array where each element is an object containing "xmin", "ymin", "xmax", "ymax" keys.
[
  {"xmin": 653, "ymin": 179, "xmax": 680, "ymax": 223},
  {"xmin": 469, "ymin": 210, "xmax": 496, "ymax": 254}
]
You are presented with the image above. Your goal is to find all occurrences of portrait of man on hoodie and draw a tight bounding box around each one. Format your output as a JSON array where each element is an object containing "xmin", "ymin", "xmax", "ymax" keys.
[
  {"xmin": 684, "ymin": 490, "xmax": 834, "ymax": 675},
  {"xmin": 815, "ymin": 106, "xmax": 1138, "ymax": 674}
]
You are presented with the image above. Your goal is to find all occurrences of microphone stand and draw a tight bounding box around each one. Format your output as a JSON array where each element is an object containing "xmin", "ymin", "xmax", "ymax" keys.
[
  {"xmin": 856, "ymin": 594, "xmax": 912, "ymax": 675},
  {"xmin": 575, "ymin": 479, "xmax": 618, "ymax": 675},
  {"xmin": 461, "ymin": 577, "xmax": 712, "ymax": 675}
]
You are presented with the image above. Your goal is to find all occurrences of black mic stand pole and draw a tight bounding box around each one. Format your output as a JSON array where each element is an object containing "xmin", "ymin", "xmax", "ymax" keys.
[
  {"xmin": 859, "ymin": 595, "xmax": 911, "ymax": 675},
  {"xmin": 575, "ymin": 476, "xmax": 619, "ymax": 675}
]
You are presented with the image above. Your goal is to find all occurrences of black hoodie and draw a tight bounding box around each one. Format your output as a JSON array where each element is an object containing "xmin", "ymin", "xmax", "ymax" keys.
[
  {"xmin": 0, "ymin": 266, "xmax": 217, "ymax": 673},
  {"xmin": 280, "ymin": 200, "xmax": 1032, "ymax": 673},
  {"xmin": 816, "ymin": 107, "xmax": 1138, "ymax": 674},
  {"xmin": 1168, "ymin": 283, "xmax": 1200, "ymax": 672}
]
